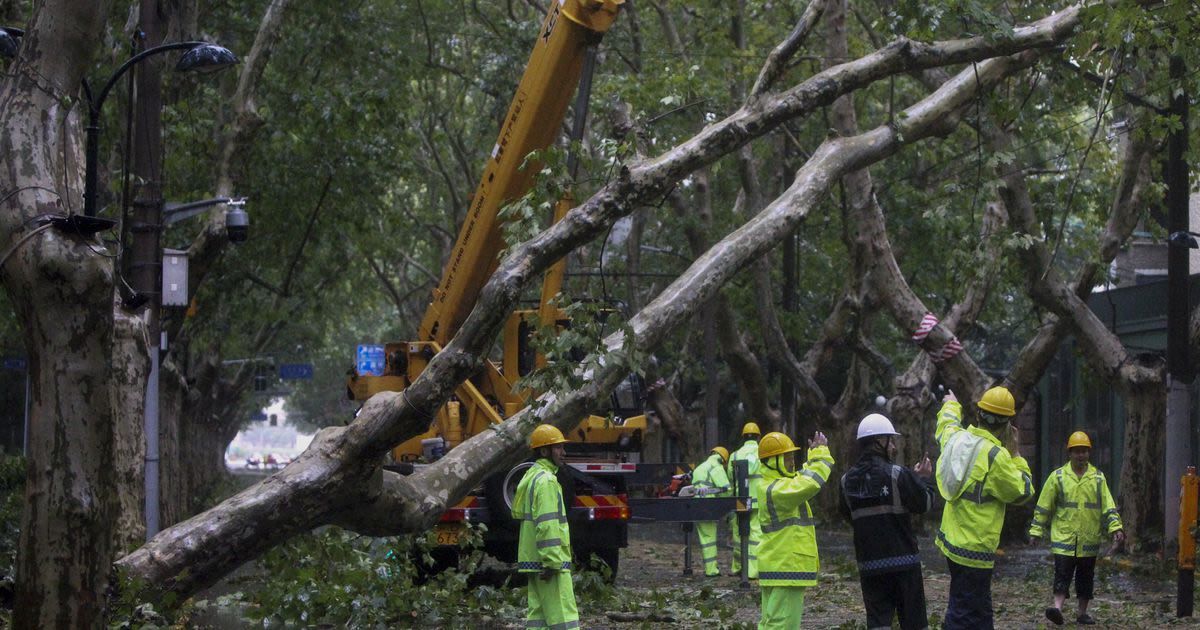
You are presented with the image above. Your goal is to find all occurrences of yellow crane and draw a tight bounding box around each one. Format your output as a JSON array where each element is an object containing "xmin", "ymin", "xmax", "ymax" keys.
[{"xmin": 346, "ymin": 0, "xmax": 644, "ymax": 575}]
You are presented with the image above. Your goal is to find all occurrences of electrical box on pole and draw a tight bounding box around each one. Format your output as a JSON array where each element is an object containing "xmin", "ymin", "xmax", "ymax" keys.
[{"xmin": 161, "ymin": 249, "xmax": 188, "ymax": 306}]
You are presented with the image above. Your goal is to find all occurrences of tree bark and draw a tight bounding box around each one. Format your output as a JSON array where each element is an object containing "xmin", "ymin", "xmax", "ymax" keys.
[
  {"xmin": 1, "ymin": 2, "xmax": 119, "ymax": 626},
  {"xmin": 1119, "ymin": 380, "xmax": 1166, "ymax": 546}
]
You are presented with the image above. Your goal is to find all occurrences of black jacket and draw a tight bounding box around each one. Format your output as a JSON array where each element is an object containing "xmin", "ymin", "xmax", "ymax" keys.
[{"xmin": 838, "ymin": 453, "xmax": 935, "ymax": 576}]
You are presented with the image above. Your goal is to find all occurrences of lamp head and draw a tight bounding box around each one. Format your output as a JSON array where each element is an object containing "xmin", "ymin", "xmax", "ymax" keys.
[
  {"xmin": 225, "ymin": 199, "xmax": 249, "ymax": 244},
  {"xmin": 175, "ymin": 43, "xmax": 238, "ymax": 74},
  {"xmin": 0, "ymin": 27, "xmax": 24, "ymax": 60},
  {"xmin": 1169, "ymin": 231, "xmax": 1199, "ymax": 249}
]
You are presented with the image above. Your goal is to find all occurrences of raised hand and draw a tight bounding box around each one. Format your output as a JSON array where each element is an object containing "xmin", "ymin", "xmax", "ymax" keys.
[
  {"xmin": 913, "ymin": 453, "xmax": 933, "ymax": 477},
  {"xmin": 809, "ymin": 431, "xmax": 828, "ymax": 448}
]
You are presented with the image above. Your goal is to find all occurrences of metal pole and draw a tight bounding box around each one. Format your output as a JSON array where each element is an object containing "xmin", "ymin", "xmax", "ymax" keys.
[
  {"xmin": 735, "ymin": 459, "xmax": 750, "ymax": 588},
  {"xmin": 145, "ymin": 332, "xmax": 162, "ymax": 538},
  {"xmin": 681, "ymin": 522, "xmax": 694, "ymax": 575},
  {"xmin": 21, "ymin": 367, "xmax": 29, "ymax": 456},
  {"xmin": 135, "ymin": 0, "xmax": 165, "ymax": 539},
  {"xmin": 1166, "ymin": 54, "xmax": 1191, "ymax": 548}
]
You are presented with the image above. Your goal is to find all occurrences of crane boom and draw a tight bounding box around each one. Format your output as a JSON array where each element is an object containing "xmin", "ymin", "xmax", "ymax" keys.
[{"xmin": 418, "ymin": 0, "xmax": 622, "ymax": 346}]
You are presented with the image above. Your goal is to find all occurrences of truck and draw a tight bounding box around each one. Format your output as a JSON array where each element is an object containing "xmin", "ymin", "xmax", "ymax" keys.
[{"xmin": 346, "ymin": 0, "xmax": 645, "ymax": 575}]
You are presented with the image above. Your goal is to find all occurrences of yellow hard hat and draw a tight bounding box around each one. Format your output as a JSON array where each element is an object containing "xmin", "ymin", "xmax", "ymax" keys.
[
  {"xmin": 742, "ymin": 421, "xmax": 762, "ymax": 437},
  {"xmin": 530, "ymin": 424, "xmax": 569, "ymax": 450},
  {"xmin": 711, "ymin": 446, "xmax": 730, "ymax": 462},
  {"xmin": 977, "ymin": 386, "xmax": 1016, "ymax": 417},
  {"xmin": 1067, "ymin": 431, "xmax": 1092, "ymax": 449},
  {"xmin": 758, "ymin": 432, "xmax": 801, "ymax": 460}
]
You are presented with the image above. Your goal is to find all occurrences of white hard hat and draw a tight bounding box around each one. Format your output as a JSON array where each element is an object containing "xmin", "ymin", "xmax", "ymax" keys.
[{"xmin": 857, "ymin": 413, "xmax": 900, "ymax": 440}]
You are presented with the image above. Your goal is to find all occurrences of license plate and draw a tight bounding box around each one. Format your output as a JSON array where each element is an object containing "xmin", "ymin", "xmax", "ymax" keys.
[{"xmin": 435, "ymin": 523, "xmax": 464, "ymax": 546}]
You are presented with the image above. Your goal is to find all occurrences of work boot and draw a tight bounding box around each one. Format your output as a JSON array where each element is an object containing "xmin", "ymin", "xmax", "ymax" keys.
[
  {"xmin": 1044, "ymin": 607, "xmax": 1064, "ymax": 626},
  {"xmin": 1076, "ymin": 613, "xmax": 1096, "ymax": 625}
]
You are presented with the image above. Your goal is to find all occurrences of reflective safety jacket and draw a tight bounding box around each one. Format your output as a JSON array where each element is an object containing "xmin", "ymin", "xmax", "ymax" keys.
[
  {"xmin": 1028, "ymin": 463, "xmax": 1122, "ymax": 557},
  {"xmin": 729, "ymin": 440, "xmax": 762, "ymax": 508},
  {"xmin": 838, "ymin": 453, "xmax": 935, "ymax": 576},
  {"xmin": 692, "ymin": 453, "xmax": 731, "ymax": 497},
  {"xmin": 511, "ymin": 458, "xmax": 572, "ymax": 573},
  {"xmin": 755, "ymin": 445, "xmax": 835, "ymax": 587},
  {"xmin": 934, "ymin": 401, "xmax": 1034, "ymax": 569}
]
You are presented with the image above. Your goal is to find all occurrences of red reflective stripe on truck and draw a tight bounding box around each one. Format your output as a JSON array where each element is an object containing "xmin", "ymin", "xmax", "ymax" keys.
[
  {"xmin": 439, "ymin": 496, "xmax": 484, "ymax": 521},
  {"xmin": 572, "ymin": 494, "xmax": 630, "ymax": 520}
]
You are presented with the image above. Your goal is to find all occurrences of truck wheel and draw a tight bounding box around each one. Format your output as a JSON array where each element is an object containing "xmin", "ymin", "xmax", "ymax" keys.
[{"xmin": 497, "ymin": 462, "xmax": 534, "ymax": 512}]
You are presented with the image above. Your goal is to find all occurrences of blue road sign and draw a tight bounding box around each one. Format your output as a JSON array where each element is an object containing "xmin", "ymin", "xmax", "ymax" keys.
[
  {"xmin": 1, "ymin": 357, "xmax": 26, "ymax": 371},
  {"xmin": 279, "ymin": 363, "xmax": 314, "ymax": 380},
  {"xmin": 356, "ymin": 345, "xmax": 386, "ymax": 377}
]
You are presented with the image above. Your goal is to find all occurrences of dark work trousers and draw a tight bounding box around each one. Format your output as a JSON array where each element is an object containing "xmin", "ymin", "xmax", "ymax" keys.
[
  {"xmin": 944, "ymin": 558, "xmax": 994, "ymax": 630},
  {"xmin": 860, "ymin": 567, "xmax": 928, "ymax": 629},
  {"xmin": 1052, "ymin": 555, "xmax": 1097, "ymax": 599}
]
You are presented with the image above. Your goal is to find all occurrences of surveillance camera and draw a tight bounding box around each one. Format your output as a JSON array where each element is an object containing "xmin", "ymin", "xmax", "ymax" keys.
[{"xmin": 225, "ymin": 201, "xmax": 249, "ymax": 243}]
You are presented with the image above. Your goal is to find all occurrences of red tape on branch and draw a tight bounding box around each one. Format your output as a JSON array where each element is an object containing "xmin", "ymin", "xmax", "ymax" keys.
[
  {"xmin": 931, "ymin": 338, "xmax": 964, "ymax": 363},
  {"xmin": 912, "ymin": 313, "xmax": 939, "ymax": 342}
]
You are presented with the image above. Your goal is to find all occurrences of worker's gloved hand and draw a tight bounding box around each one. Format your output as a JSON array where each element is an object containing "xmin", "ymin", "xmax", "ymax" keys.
[
  {"xmin": 540, "ymin": 567, "xmax": 558, "ymax": 580},
  {"xmin": 809, "ymin": 431, "xmax": 828, "ymax": 448},
  {"xmin": 1027, "ymin": 535, "xmax": 1039, "ymax": 546},
  {"xmin": 943, "ymin": 390, "xmax": 958, "ymax": 403},
  {"xmin": 1112, "ymin": 530, "xmax": 1126, "ymax": 548}
]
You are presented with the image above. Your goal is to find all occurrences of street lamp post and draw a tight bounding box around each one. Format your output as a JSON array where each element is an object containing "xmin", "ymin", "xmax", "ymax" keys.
[{"xmin": 79, "ymin": 41, "xmax": 238, "ymax": 217}]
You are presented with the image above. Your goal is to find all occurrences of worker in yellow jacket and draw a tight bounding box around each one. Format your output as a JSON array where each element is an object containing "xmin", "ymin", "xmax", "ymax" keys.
[
  {"xmin": 1028, "ymin": 431, "xmax": 1124, "ymax": 626},
  {"xmin": 511, "ymin": 424, "xmax": 578, "ymax": 629},
  {"xmin": 755, "ymin": 430, "xmax": 834, "ymax": 630},
  {"xmin": 934, "ymin": 387, "xmax": 1034, "ymax": 630},
  {"xmin": 729, "ymin": 422, "xmax": 763, "ymax": 578},
  {"xmin": 692, "ymin": 446, "xmax": 731, "ymax": 576}
]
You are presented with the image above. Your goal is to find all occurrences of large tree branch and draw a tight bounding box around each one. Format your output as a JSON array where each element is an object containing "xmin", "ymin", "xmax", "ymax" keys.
[
  {"xmin": 749, "ymin": 0, "xmax": 829, "ymax": 97},
  {"xmin": 1002, "ymin": 116, "xmax": 1154, "ymax": 399},
  {"xmin": 751, "ymin": 259, "xmax": 830, "ymax": 418},
  {"xmin": 994, "ymin": 121, "xmax": 1160, "ymax": 391}
]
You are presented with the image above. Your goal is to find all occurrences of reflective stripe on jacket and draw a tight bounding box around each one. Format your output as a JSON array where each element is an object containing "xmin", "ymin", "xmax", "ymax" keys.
[
  {"xmin": 511, "ymin": 458, "xmax": 572, "ymax": 572},
  {"xmin": 755, "ymin": 444, "xmax": 834, "ymax": 587},
  {"xmin": 1028, "ymin": 463, "xmax": 1122, "ymax": 557},
  {"xmin": 693, "ymin": 453, "xmax": 731, "ymax": 497},
  {"xmin": 934, "ymin": 400, "xmax": 1035, "ymax": 569},
  {"xmin": 729, "ymin": 440, "xmax": 762, "ymax": 508}
]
